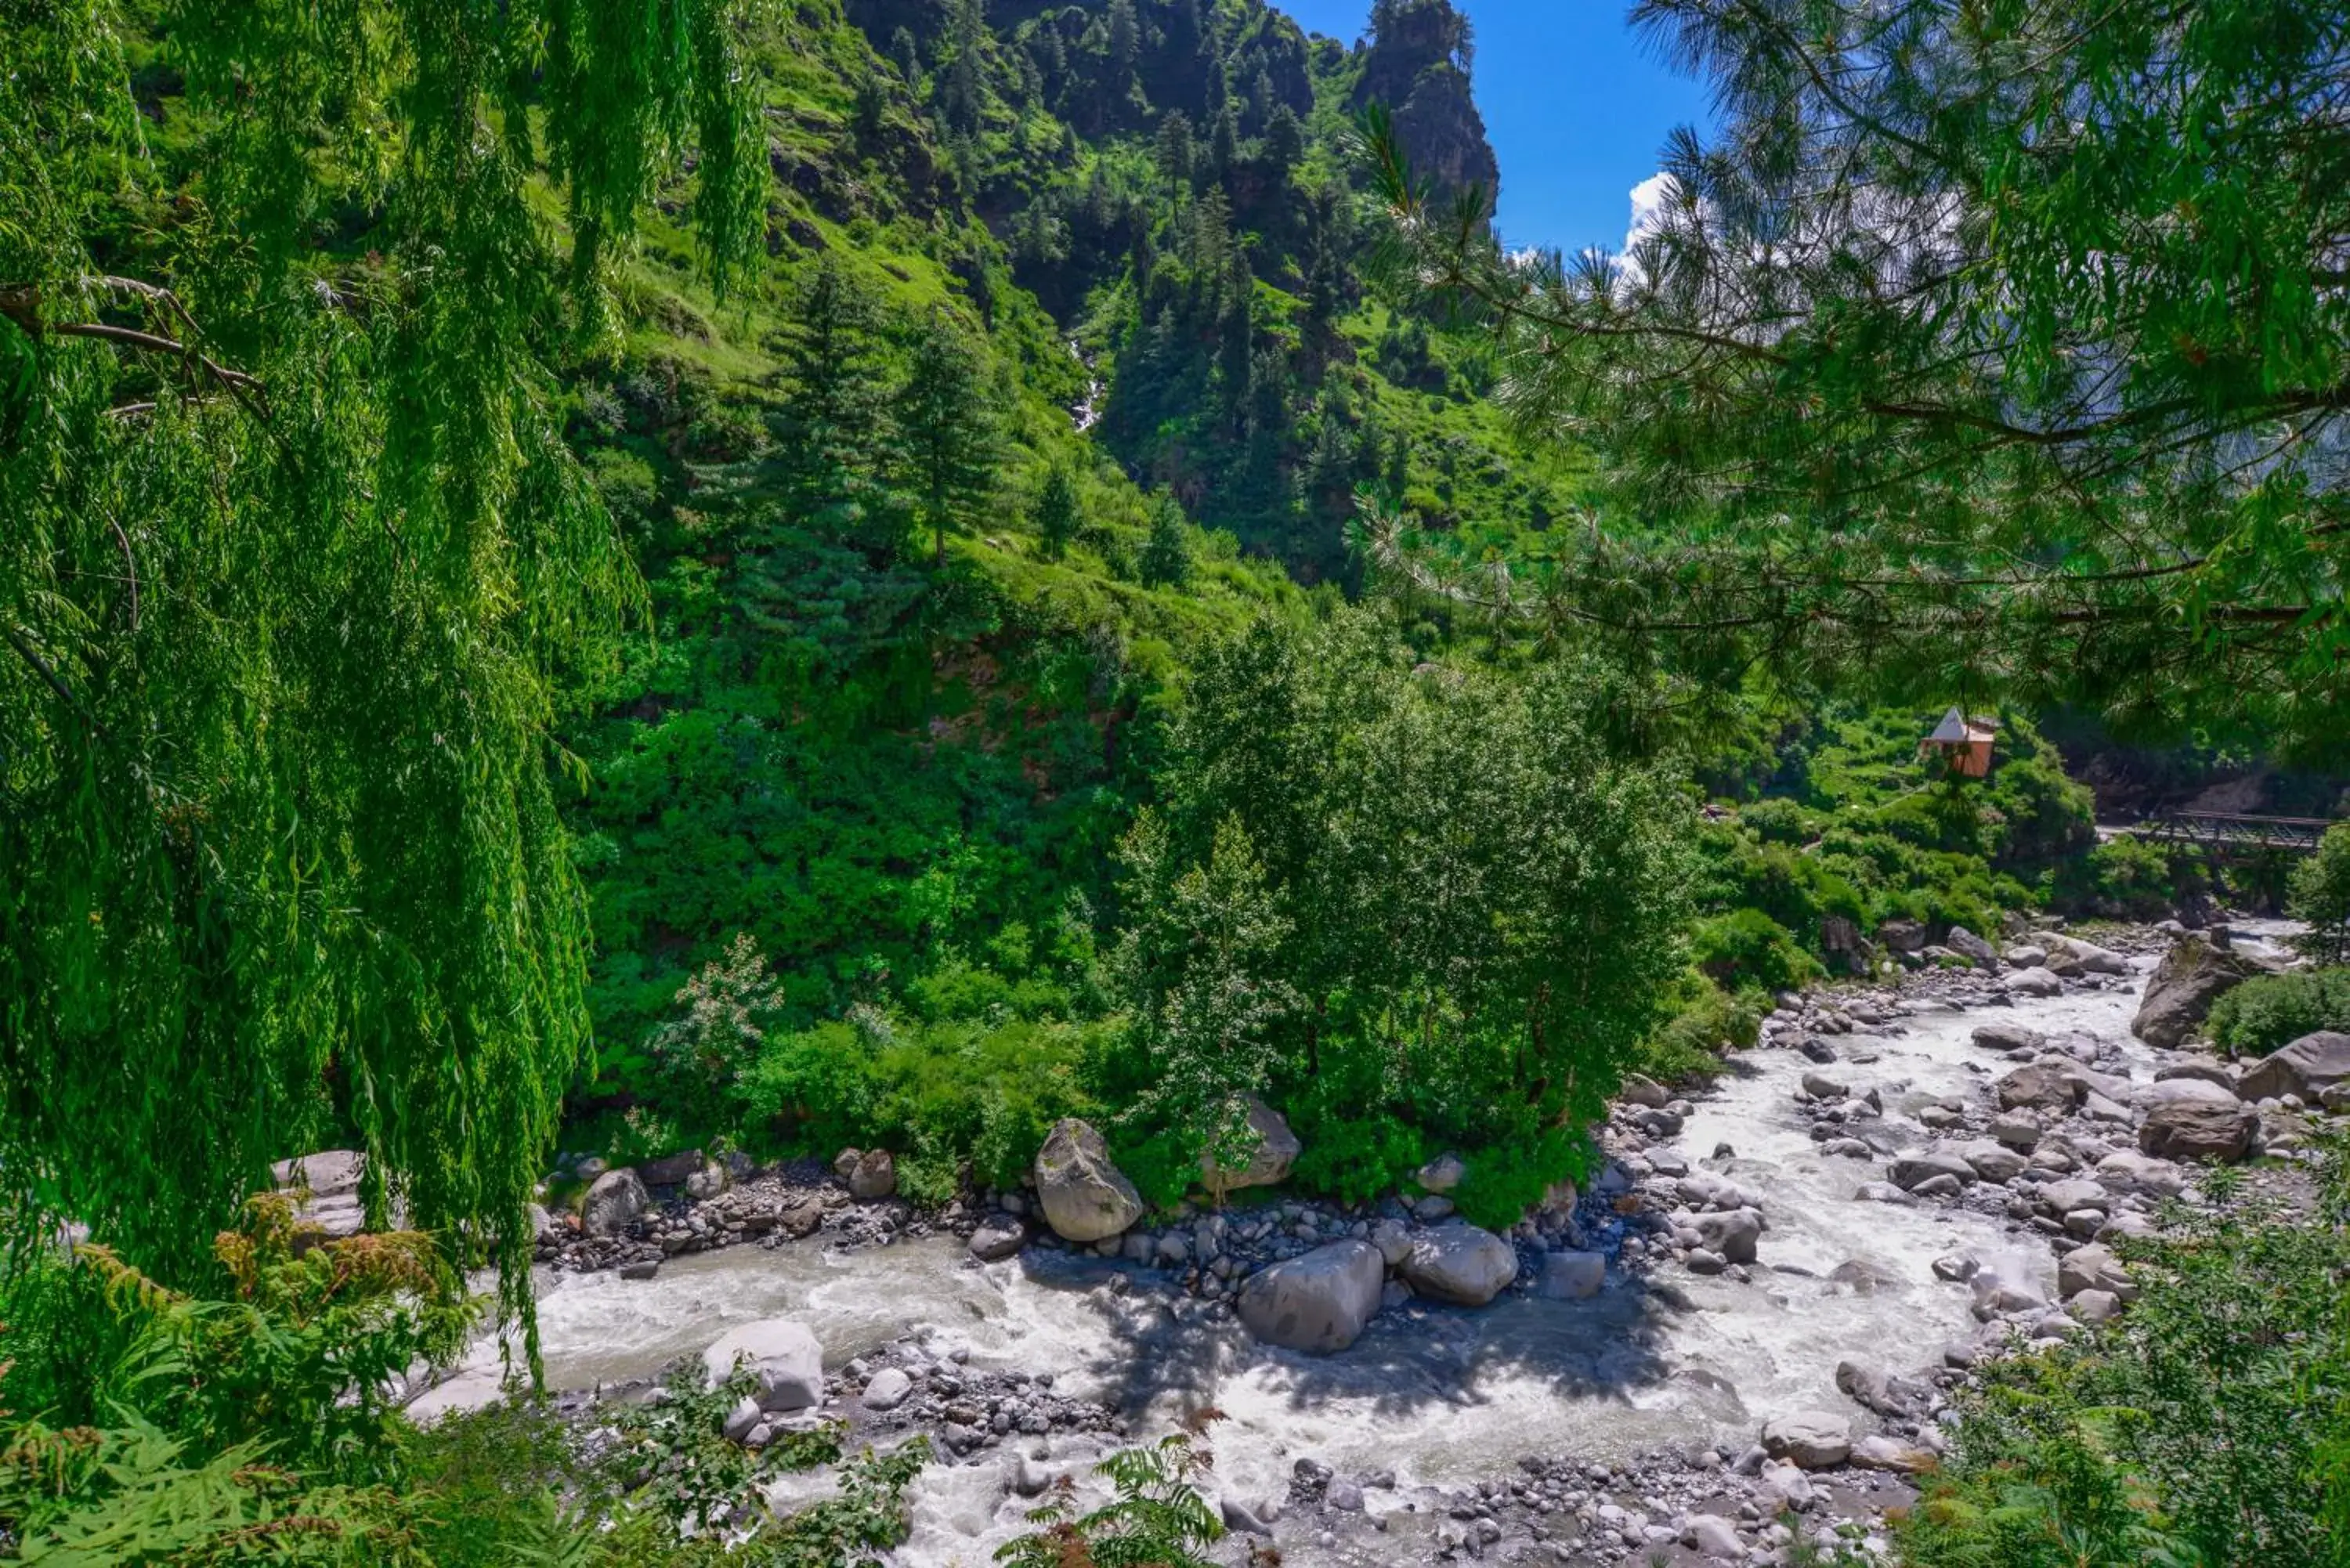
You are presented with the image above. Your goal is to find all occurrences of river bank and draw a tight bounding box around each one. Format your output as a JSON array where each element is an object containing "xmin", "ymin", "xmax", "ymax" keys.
[{"xmin": 405, "ymin": 919, "xmax": 2327, "ymax": 1565}]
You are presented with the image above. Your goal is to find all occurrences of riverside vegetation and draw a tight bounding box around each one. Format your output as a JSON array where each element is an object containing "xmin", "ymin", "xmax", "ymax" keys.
[{"xmin": 4, "ymin": 0, "xmax": 2348, "ymax": 1564}]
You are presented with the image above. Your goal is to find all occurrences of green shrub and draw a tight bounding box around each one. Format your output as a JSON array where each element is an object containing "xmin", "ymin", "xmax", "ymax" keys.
[
  {"xmin": 2207, "ymin": 968, "xmax": 2350, "ymax": 1058},
  {"xmin": 1635, "ymin": 973, "xmax": 1768, "ymax": 1085},
  {"xmin": 1896, "ymin": 1156, "xmax": 2349, "ymax": 1568},
  {"xmin": 1691, "ymin": 909, "xmax": 1822, "ymax": 992},
  {"xmin": 1285, "ymin": 1100, "xmax": 1429, "ymax": 1209},
  {"xmin": 2052, "ymin": 835, "xmax": 2193, "ymax": 919},
  {"xmin": 1450, "ymin": 1126, "xmax": 1594, "ymax": 1231}
]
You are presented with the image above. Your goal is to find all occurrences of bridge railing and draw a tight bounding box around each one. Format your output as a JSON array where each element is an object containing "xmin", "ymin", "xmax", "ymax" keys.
[{"xmin": 2129, "ymin": 812, "xmax": 2336, "ymax": 853}]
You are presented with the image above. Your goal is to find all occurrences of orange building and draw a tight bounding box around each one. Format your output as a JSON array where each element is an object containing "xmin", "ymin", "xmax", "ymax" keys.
[{"xmin": 1921, "ymin": 706, "xmax": 1998, "ymax": 778}]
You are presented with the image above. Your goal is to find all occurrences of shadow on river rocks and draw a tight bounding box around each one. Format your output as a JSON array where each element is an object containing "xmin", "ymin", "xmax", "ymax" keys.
[{"xmin": 402, "ymin": 917, "xmax": 2330, "ymax": 1566}]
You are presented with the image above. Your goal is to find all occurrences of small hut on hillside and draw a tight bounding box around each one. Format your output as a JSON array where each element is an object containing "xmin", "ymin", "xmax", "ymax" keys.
[{"xmin": 1921, "ymin": 706, "xmax": 1998, "ymax": 778}]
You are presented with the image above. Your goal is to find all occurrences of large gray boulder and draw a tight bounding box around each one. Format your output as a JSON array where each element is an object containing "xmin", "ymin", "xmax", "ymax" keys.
[
  {"xmin": 1691, "ymin": 1207, "xmax": 1765, "ymax": 1264},
  {"xmin": 1399, "ymin": 1222, "xmax": 1519, "ymax": 1305},
  {"xmin": 1760, "ymin": 1410, "xmax": 1852, "ymax": 1469},
  {"xmin": 2132, "ymin": 935, "xmax": 2263, "ymax": 1049},
  {"xmin": 1199, "ymin": 1096, "xmax": 1303, "ymax": 1197},
  {"xmin": 1235, "ymin": 1240, "xmax": 1385, "ymax": 1353},
  {"xmin": 582, "ymin": 1169, "xmax": 649, "ymax": 1236},
  {"xmin": 844, "ymin": 1148, "xmax": 898, "ymax": 1201},
  {"xmin": 638, "ymin": 1149, "xmax": 707, "ymax": 1187},
  {"xmin": 2238, "ymin": 1031, "xmax": 2350, "ymax": 1103},
  {"xmin": 1034, "ymin": 1119, "xmax": 1144, "ymax": 1242},
  {"xmin": 1996, "ymin": 1062, "xmax": 2081, "ymax": 1113},
  {"xmin": 700, "ymin": 1319, "xmax": 824, "ymax": 1412},
  {"xmin": 1889, "ymin": 1151, "xmax": 1977, "ymax": 1190},
  {"xmin": 2138, "ymin": 1078, "xmax": 2255, "ymax": 1162},
  {"xmin": 968, "ymin": 1215, "xmax": 1028, "ymax": 1262},
  {"xmin": 1945, "ymin": 927, "xmax": 1999, "ymax": 968},
  {"xmin": 2058, "ymin": 1243, "xmax": 2136, "ymax": 1302}
]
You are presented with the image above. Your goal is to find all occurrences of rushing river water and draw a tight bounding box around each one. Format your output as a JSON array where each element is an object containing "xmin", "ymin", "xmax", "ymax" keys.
[{"xmin": 418, "ymin": 930, "xmax": 2293, "ymax": 1564}]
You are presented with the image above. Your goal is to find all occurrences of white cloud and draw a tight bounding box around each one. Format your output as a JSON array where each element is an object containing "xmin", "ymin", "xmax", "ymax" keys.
[{"xmin": 1624, "ymin": 172, "xmax": 1672, "ymax": 256}]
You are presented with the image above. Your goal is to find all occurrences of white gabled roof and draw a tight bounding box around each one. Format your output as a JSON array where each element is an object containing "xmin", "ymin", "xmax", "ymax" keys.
[{"xmin": 1928, "ymin": 706, "xmax": 1971, "ymax": 744}]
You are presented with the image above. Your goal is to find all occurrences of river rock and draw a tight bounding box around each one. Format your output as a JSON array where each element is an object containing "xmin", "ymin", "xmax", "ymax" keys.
[
  {"xmin": 1619, "ymin": 1074, "xmax": 1672, "ymax": 1108},
  {"xmin": 1415, "ymin": 1151, "xmax": 1468, "ymax": 1192},
  {"xmin": 582, "ymin": 1169, "xmax": 649, "ymax": 1236},
  {"xmin": 2094, "ymin": 1149, "xmax": 2184, "ymax": 1197},
  {"xmin": 1945, "ymin": 926, "xmax": 1998, "ymax": 968},
  {"xmin": 2038, "ymin": 1177, "xmax": 2110, "ymax": 1215},
  {"xmin": 1399, "ymin": 1222, "xmax": 1519, "ymax": 1305},
  {"xmin": 1034, "ymin": 1118, "xmax": 1144, "ymax": 1241},
  {"xmin": 2058, "ymin": 1243, "xmax": 2135, "ymax": 1302},
  {"xmin": 1370, "ymin": 1217, "xmax": 1413, "ymax": 1266},
  {"xmin": 1760, "ymin": 1410, "xmax": 1851, "ymax": 1469},
  {"xmin": 1960, "ymin": 1140, "xmax": 2027, "ymax": 1183},
  {"xmin": 1690, "ymin": 1206, "xmax": 1764, "ymax": 1264},
  {"xmin": 968, "ymin": 1214, "xmax": 1025, "ymax": 1262},
  {"xmin": 1850, "ymin": 1434, "xmax": 1936, "ymax": 1473},
  {"xmin": 1996, "ymin": 1062, "xmax": 2081, "ymax": 1113},
  {"xmin": 1972, "ymin": 1022, "xmax": 2044, "ymax": 1053},
  {"xmin": 1199, "ymin": 1095, "xmax": 1302, "ymax": 1196},
  {"xmin": 1889, "ymin": 1151, "xmax": 1976, "ymax": 1190},
  {"xmin": 685, "ymin": 1161, "xmax": 731, "ymax": 1201},
  {"xmin": 1538, "ymin": 1249, "xmax": 1605, "ymax": 1299},
  {"xmin": 846, "ymin": 1147, "xmax": 898, "ymax": 1200},
  {"xmin": 2155, "ymin": 1059, "xmax": 2238, "ymax": 1091},
  {"xmin": 1686, "ymin": 1513, "xmax": 1744, "ymax": 1559},
  {"xmin": 2007, "ymin": 966, "xmax": 2064, "ymax": 997},
  {"xmin": 701, "ymin": 1319, "xmax": 823, "ymax": 1412},
  {"xmin": 638, "ymin": 1150, "xmax": 705, "ymax": 1187},
  {"xmin": 2133, "ymin": 934, "xmax": 2263, "ymax": 1048},
  {"xmin": 1236, "ymin": 1240, "xmax": 1384, "ymax": 1353},
  {"xmin": 2138, "ymin": 1078, "xmax": 2255, "ymax": 1161},
  {"xmin": 1800, "ymin": 1071, "xmax": 1849, "ymax": 1100},
  {"xmin": 1987, "ymin": 1111, "xmax": 2043, "ymax": 1151},
  {"xmin": 861, "ymin": 1367, "xmax": 913, "ymax": 1411},
  {"xmin": 2238, "ymin": 1031, "xmax": 2350, "ymax": 1103}
]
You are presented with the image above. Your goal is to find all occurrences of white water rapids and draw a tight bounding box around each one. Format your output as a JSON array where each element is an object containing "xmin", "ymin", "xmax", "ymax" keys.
[{"xmin": 421, "ymin": 932, "xmax": 2292, "ymax": 1564}]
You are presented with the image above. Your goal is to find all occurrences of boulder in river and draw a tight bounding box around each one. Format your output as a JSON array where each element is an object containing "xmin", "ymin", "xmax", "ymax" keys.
[
  {"xmin": 1889, "ymin": 1151, "xmax": 1976, "ymax": 1190},
  {"xmin": 1945, "ymin": 926, "xmax": 1998, "ymax": 968},
  {"xmin": 1960, "ymin": 1140, "xmax": 2027, "ymax": 1183},
  {"xmin": 1236, "ymin": 1240, "xmax": 1385, "ymax": 1353},
  {"xmin": 1034, "ymin": 1118, "xmax": 1144, "ymax": 1241},
  {"xmin": 638, "ymin": 1149, "xmax": 706, "ymax": 1187},
  {"xmin": 2132, "ymin": 934, "xmax": 2264, "ymax": 1048},
  {"xmin": 1996, "ymin": 1062, "xmax": 2081, "ymax": 1113},
  {"xmin": 1199, "ymin": 1095, "xmax": 1302, "ymax": 1197},
  {"xmin": 1972, "ymin": 1021, "xmax": 2043, "ymax": 1053},
  {"xmin": 2137, "ymin": 1078, "xmax": 2255, "ymax": 1161},
  {"xmin": 2058, "ymin": 1243, "xmax": 2135, "ymax": 1302},
  {"xmin": 2007, "ymin": 966, "xmax": 2064, "ymax": 997},
  {"xmin": 582, "ymin": 1169, "xmax": 649, "ymax": 1236},
  {"xmin": 968, "ymin": 1214, "xmax": 1027, "ymax": 1262},
  {"xmin": 1690, "ymin": 1207, "xmax": 1764, "ymax": 1264},
  {"xmin": 272, "ymin": 1149, "xmax": 365, "ymax": 1197},
  {"xmin": 1760, "ymin": 1410, "xmax": 1851, "ymax": 1469},
  {"xmin": 2237, "ymin": 1031, "xmax": 2350, "ymax": 1104},
  {"xmin": 1399, "ymin": 1221, "xmax": 1519, "ymax": 1305},
  {"xmin": 1537, "ymin": 1250, "xmax": 1605, "ymax": 1300},
  {"xmin": 701, "ymin": 1319, "xmax": 823, "ymax": 1412}
]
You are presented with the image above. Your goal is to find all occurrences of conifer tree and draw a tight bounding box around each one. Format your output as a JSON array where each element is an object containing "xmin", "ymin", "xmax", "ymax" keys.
[
  {"xmin": 772, "ymin": 256, "xmax": 897, "ymax": 547},
  {"xmin": 1034, "ymin": 462, "xmax": 1083, "ymax": 560},
  {"xmin": 1140, "ymin": 494, "xmax": 1195, "ymax": 588},
  {"xmin": 895, "ymin": 313, "xmax": 998, "ymax": 565}
]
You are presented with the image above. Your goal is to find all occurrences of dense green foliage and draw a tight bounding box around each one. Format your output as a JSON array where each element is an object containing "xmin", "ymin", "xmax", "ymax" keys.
[
  {"xmin": 1365, "ymin": 0, "xmax": 2350, "ymax": 757},
  {"xmin": 2207, "ymin": 968, "xmax": 2350, "ymax": 1061},
  {"xmin": 1106, "ymin": 610, "xmax": 1692, "ymax": 1214},
  {"xmin": 0, "ymin": 0, "xmax": 757, "ymax": 1312},
  {"xmin": 0, "ymin": 1223, "xmax": 924, "ymax": 1566},
  {"xmin": 996, "ymin": 1428, "xmax": 1224, "ymax": 1567},
  {"xmin": 1896, "ymin": 1159, "xmax": 2350, "ymax": 1567},
  {"xmin": 2292, "ymin": 823, "xmax": 2350, "ymax": 965}
]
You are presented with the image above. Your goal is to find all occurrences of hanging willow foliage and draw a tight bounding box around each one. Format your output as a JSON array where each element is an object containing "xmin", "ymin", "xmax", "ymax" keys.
[{"xmin": 0, "ymin": 0, "xmax": 763, "ymax": 1349}]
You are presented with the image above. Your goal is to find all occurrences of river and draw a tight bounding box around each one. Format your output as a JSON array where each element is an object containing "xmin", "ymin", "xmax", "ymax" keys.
[{"xmin": 418, "ymin": 927, "xmax": 2292, "ymax": 1564}]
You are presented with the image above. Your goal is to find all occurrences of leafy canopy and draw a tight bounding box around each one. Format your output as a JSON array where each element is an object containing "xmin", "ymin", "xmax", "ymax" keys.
[{"xmin": 1361, "ymin": 0, "xmax": 2349, "ymax": 756}]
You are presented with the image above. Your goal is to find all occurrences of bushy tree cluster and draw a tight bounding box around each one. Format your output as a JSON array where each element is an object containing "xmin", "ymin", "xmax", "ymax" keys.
[{"xmin": 1106, "ymin": 609, "xmax": 1693, "ymax": 1208}]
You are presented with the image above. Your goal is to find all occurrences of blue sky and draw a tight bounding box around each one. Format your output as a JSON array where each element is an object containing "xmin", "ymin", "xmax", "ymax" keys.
[{"xmin": 1278, "ymin": 0, "xmax": 1714, "ymax": 256}]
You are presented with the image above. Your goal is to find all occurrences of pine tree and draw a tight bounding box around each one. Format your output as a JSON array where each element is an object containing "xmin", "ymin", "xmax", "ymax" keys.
[
  {"xmin": 1033, "ymin": 462, "xmax": 1083, "ymax": 560},
  {"xmin": 772, "ymin": 256, "xmax": 897, "ymax": 547},
  {"xmin": 1154, "ymin": 110, "xmax": 1195, "ymax": 199},
  {"xmin": 895, "ymin": 313, "xmax": 998, "ymax": 565},
  {"xmin": 1139, "ymin": 494, "xmax": 1195, "ymax": 588}
]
